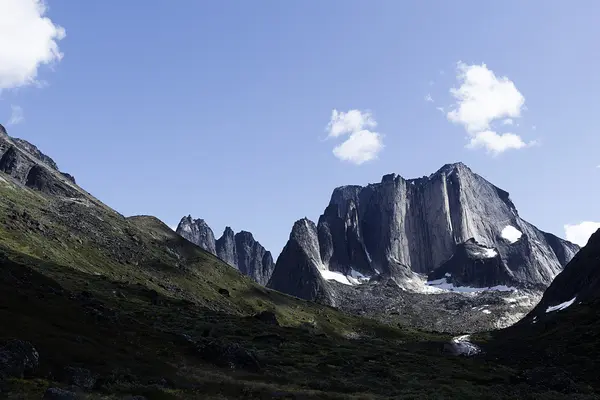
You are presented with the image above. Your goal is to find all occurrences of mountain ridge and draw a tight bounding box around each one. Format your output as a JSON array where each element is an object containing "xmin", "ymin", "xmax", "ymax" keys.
[
  {"xmin": 267, "ymin": 162, "xmax": 579, "ymax": 330},
  {"xmin": 176, "ymin": 215, "xmax": 275, "ymax": 285}
]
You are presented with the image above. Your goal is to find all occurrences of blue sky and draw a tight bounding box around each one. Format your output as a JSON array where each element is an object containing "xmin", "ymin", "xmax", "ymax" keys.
[{"xmin": 1, "ymin": 0, "xmax": 599, "ymax": 256}]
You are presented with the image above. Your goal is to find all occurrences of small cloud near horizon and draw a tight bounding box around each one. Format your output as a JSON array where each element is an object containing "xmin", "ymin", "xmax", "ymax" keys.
[
  {"xmin": 325, "ymin": 109, "xmax": 384, "ymax": 165},
  {"xmin": 564, "ymin": 221, "xmax": 600, "ymax": 246}
]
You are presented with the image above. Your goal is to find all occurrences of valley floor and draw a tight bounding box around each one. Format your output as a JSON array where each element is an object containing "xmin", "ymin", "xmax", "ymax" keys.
[{"xmin": 1, "ymin": 250, "xmax": 598, "ymax": 400}]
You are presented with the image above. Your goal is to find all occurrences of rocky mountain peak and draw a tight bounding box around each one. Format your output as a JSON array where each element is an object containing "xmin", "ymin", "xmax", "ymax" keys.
[
  {"xmin": 176, "ymin": 215, "xmax": 275, "ymax": 285},
  {"xmin": 0, "ymin": 123, "xmax": 6, "ymax": 136},
  {"xmin": 176, "ymin": 216, "xmax": 217, "ymax": 255},
  {"xmin": 269, "ymin": 163, "xmax": 579, "ymax": 310}
]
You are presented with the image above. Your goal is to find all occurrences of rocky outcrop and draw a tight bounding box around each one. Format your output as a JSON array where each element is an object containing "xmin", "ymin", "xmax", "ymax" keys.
[
  {"xmin": 268, "ymin": 163, "xmax": 579, "ymax": 304},
  {"xmin": 176, "ymin": 216, "xmax": 275, "ymax": 285},
  {"xmin": 267, "ymin": 219, "xmax": 334, "ymax": 305},
  {"xmin": 216, "ymin": 227, "xmax": 237, "ymax": 267},
  {"xmin": 526, "ymin": 228, "xmax": 600, "ymax": 321},
  {"xmin": 25, "ymin": 165, "xmax": 79, "ymax": 197},
  {"xmin": 177, "ymin": 216, "xmax": 217, "ymax": 255},
  {"xmin": 11, "ymin": 138, "xmax": 59, "ymax": 171},
  {"xmin": 428, "ymin": 239, "xmax": 517, "ymax": 288},
  {"xmin": 0, "ymin": 124, "xmax": 78, "ymax": 196},
  {"xmin": 235, "ymin": 231, "xmax": 274, "ymax": 286},
  {"xmin": 0, "ymin": 146, "xmax": 31, "ymax": 182}
]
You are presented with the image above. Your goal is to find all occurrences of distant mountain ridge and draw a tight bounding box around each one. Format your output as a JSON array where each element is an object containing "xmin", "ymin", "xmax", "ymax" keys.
[
  {"xmin": 176, "ymin": 215, "xmax": 275, "ymax": 285},
  {"xmin": 268, "ymin": 162, "xmax": 579, "ymax": 308}
]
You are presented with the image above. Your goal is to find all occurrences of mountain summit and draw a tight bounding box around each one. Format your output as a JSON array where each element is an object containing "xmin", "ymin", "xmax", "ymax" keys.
[{"xmin": 267, "ymin": 163, "xmax": 579, "ymax": 327}]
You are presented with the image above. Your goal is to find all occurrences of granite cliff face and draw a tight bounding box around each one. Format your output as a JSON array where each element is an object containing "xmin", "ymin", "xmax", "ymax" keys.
[
  {"xmin": 268, "ymin": 163, "xmax": 579, "ymax": 308},
  {"xmin": 267, "ymin": 219, "xmax": 335, "ymax": 305},
  {"xmin": 176, "ymin": 216, "xmax": 274, "ymax": 285},
  {"xmin": 177, "ymin": 216, "xmax": 217, "ymax": 255}
]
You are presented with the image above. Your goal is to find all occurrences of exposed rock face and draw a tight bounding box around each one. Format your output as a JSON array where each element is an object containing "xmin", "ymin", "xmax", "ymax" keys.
[
  {"xmin": 177, "ymin": 216, "xmax": 217, "ymax": 255},
  {"xmin": 11, "ymin": 138, "xmax": 60, "ymax": 171},
  {"xmin": 267, "ymin": 219, "xmax": 333, "ymax": 305},
  {"xmin": 0, "ymin": 146, "xmax": 31, "ymax": 182},
  {"xmin": 235, "ymin": 231, "xmax": 275, "ymax": 286},
  {"xmin": 428, "ymin": 239, "xmax": 517, "ymax": 288},
  {"xmin": 216, "ymin": 227, "xmax": 237, "ymax": 267},
  {"xmin": 268, "ymin": 163, "xmax": 579, "ymax": 305},
  {"xmin": 526, "ymin": 228, "xmax": 600, "ymax": 321},
  {"xmin": 176, "ymin": 216, "xmax": 275, "ymax": 285},
  {"xmin": 0, "ymin": 124, "xmax": 78, "ymax": 196},
  {"xmin": 26, "ymin": 165, "xmax": 79, "ymax": 197}
]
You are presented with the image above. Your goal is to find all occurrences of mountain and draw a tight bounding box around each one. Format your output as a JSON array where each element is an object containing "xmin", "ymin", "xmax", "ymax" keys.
[
  {"xmin": 524, "ymin": 228, "xmax": 600, "ymax": 321},
  {"xmin": 1, "ymin": 124, "xmax": 598, "ymax": 398},
  {"xmin": 176, "ymin": 215, "xmax": 275, "ymax": 286},
  {"xmin": 268, "ymin": 163, "xmax": 579, "ymax": 330},
  {"xmin": 480, "ymin": 228, "xmax": 600, "ymax": 393},
  {"xmin": 0, "ymin": 124, "xmax": 80, "ymax": 198}
]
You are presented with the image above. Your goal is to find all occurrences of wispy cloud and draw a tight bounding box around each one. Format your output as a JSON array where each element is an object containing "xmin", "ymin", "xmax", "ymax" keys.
[
  {"xmin": 445, "ymin": 62, "xmax": 535, "ymax": 155},
  {"xmin": 8, "ymin": 105, "xmax": 24, "ymax": 125},
  {"xmin": 0, "ymin": 0, "xmax": 66, "ymax": 91},
  {"xmin": 425, "ymin": 93, "xmax": 433, "ymax": 102},
  {"xmin": 325, "ymin": 109, "xmax": 384, "ymax": 165}
]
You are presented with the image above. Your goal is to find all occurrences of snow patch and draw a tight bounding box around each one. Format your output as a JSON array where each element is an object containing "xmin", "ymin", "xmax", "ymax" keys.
[
  {"xmin": 449, "ymin": 335, "xmax": 481, "ymax": 356},
  {"xmin": 444, "ymin": 272, "xmax": 452, "ymax": 278},
  {"xmin": 318, "ymin": 269, "xmax": 353, "ymax": 285},
  {"xmin": 501, "ymin": 226, "xmax": 522, "ymax": 243},
  {"xmin": 181, "ymin": 224, "xmax": 192, "ymax": 233},
  {"xmin": 482, "ymin": 309, "xmax": 491, "ymax": 314},
  {"xmin": 546, "ymin": 296, "xmax": 577, "ymax": 313},
  {"xmin": 482, "ymin": 248, "xmax": 498, "ymax": 258},
  {"xmin": 426, "ymin": 277, "xmax": 516, "ymax": 293},
  {"xmin": 318, "ymin": 268, "xmax": 371, "ymax": 286}
]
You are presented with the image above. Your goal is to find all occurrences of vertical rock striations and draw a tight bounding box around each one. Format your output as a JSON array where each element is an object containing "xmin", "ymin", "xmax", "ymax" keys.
[
  {"xmin": 176, "ymin": 216, "xmax": 275, "ymax": 286},
  {"xmin": 268, "ymin": 162, "xmax": 579, "ymax": 303}
]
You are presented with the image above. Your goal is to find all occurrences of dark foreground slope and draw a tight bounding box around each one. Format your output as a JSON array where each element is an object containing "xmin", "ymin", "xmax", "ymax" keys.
[{"xmin": 478, "ymin": 229, "xmax": 600, "ymax": 395}]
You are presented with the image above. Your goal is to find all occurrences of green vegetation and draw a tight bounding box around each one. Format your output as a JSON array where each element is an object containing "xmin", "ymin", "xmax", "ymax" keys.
[{"xmin": 0, "ymin": 179, "xmax": 599, "ymax": 399}]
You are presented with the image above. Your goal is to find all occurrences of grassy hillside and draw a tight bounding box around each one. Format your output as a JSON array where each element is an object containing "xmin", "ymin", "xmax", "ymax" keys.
[{"xmin": 0, "ymin": 174, "xmax": 599, "ymax": 399}]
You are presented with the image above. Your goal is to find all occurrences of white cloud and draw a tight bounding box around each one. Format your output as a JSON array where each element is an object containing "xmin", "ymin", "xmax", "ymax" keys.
[
  {"xmin": 448, "ymin": 62, "xmax": 524, "ymax": 132},
  {"xmin": 446, "ymin": 62, "xmax": 533, "ymax": 154},
  {"xmin": 325, "ymin": 109, "xmax": 383, "ymax": 165},
  {"xmin": 326, "ymin": 109, "xmax": 376, "ymax": 138},
  {"xmin": 332, "ymin": 129, "xmax": 384, "ymax": 165},
  {"xmin": 466, "ymin": 130, "xmax": 529, "ymax": 155},
  {"xmin": 425, "ymin": 93, "xmax": 433, "ymax": 102},
  {"xmin": 564, "ymin": 222, "xmax": 600, "ymax": 247},
  {"xmin": 8, "ymin": 105, "xmax": 24, "ymax": 125},
  {"xmin": 0, "ymin": 0, "xmax": 66, "ymax": 91}
]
